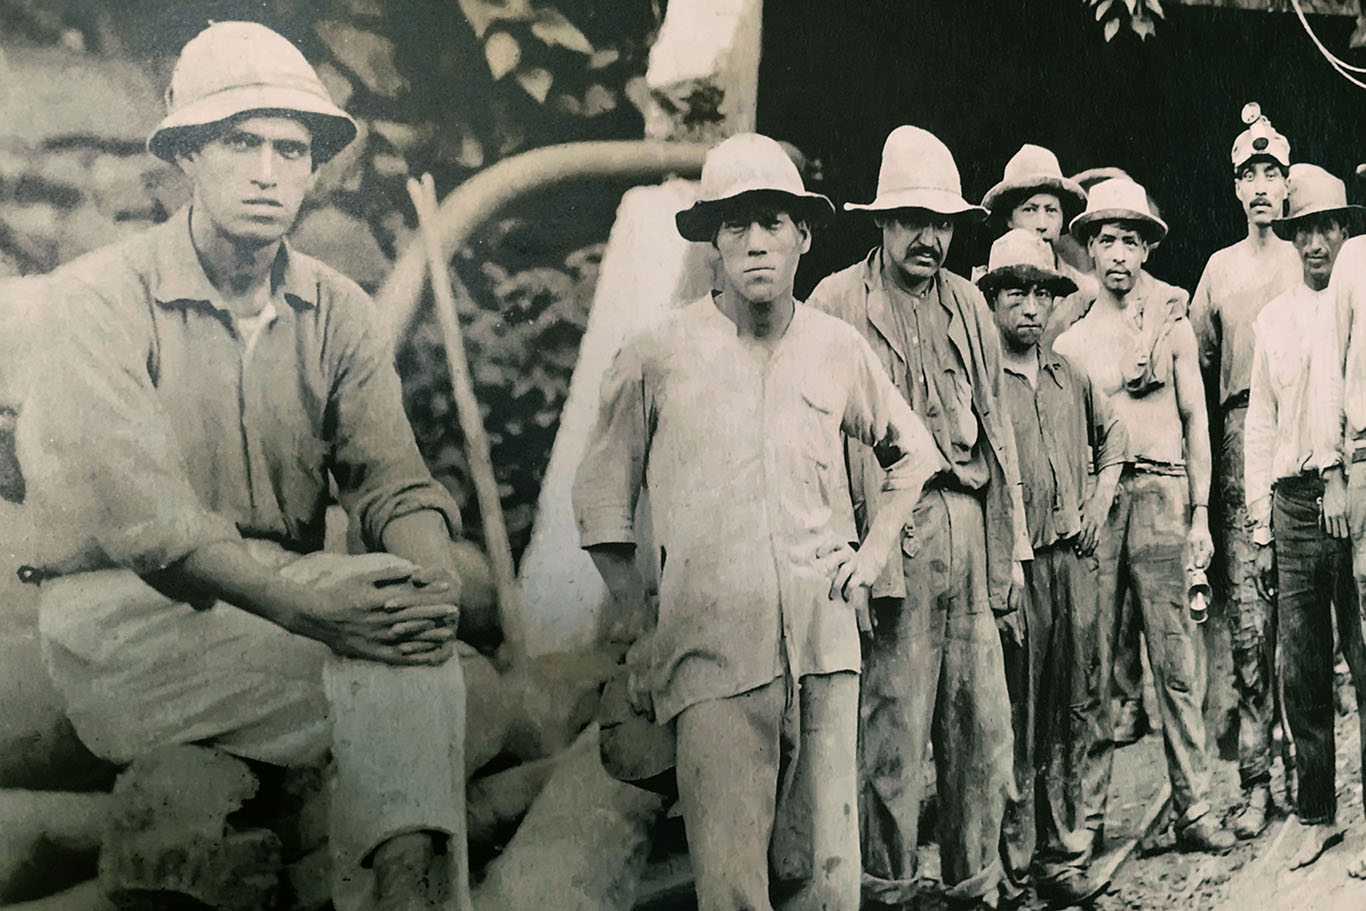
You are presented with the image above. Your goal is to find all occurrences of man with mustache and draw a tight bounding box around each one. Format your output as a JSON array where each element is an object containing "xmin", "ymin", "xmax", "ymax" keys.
[
  {"xmin": 1054, "ymin": 179, "xmax": 1235, "ymax": 855},
  {"xmin": 1247, "ymin": 164, "xmax": 1366, "ymax": 873},
  {"xmin": 575, "ymin": 133, "xmax": 944, "ymax": 911},
  {"xmin": 1189, "ymin": 106, "xmax": 1301, "ymax": 840},
  {"xmin": 980, "ymin": 229, "xmax": 1128, "ymax": 905},
  {"xmin": 807, "ymin": 125, "xmax": 1029, "ymax": 911},
  {"xmin": 18, "ymin": 23, "xmax": 473, "ymax": 911}
]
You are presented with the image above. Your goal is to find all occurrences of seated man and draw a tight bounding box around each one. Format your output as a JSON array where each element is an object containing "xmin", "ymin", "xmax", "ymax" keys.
[
  {"xmin": 574, "ymin": 132, "xmax": 944, "ymax": 911},
  {"xmin": 19, "ymin": 22, "xmax": 471, "ymax": 911}
]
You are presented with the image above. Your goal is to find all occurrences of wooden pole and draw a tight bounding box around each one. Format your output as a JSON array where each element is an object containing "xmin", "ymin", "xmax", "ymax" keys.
[{"xmin": 406, "ymin": 173, "xmax": 529, "ymax": 670}]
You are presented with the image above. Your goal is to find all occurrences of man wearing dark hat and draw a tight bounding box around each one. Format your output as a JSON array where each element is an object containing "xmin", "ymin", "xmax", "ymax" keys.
[
  {"xmin": 981, "ymin": 145, "xmax": 1098, "ymax": 308},
  {"xmin": 19, "ymin": 22, "xmax": 473, "ymax": 911},
  {"xmin": 1189, "ymin": 106, "xmax": 1301, "ymax": 839},
  {"xmin": 979, "ymin": 229, "xmax": 1128, "ymax": 905},
  {"xmin": 575, "ymin": 132, "xmax": 944, "ymax": 911},
  {"xmin": 1055, "ymin": 178, "xmax": 1235, "ymax": 855},
  {"xmin": 1248, "ymin": 163, "xmax": 1366, "ymax": 872},
  {"xmin": 806, "ymin": 125, "xmax": 1028, "ymax": 911}
]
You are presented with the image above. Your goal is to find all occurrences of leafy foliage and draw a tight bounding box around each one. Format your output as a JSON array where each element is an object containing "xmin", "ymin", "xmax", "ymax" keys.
[{"xmin": 1087, "ymin": 0, "xmax": 1165, "ymax": 42}]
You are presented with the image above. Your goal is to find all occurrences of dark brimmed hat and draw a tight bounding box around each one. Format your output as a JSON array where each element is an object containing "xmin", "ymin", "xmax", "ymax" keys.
[
  {"xmin": 675, "ymin": 134, "xmax": 834, "ymax": 242},
  {"xmin": 1069, "ymin": 178, "xmax": 1168, "ymax": 244},
  {"xmin": 1272, "ymin": 163, "xmax": 1365, "ymax": 240},
  {"xmin": 981, "ymin": 145, "xmax": 1087, "ymax": 225},
  {"xmin": 976, "ymin": 229, "xmax": 1078, "ymax": 299},
  {"xmin": 148, "ymin": 22, "xmax": 357, "ymax": 165}
]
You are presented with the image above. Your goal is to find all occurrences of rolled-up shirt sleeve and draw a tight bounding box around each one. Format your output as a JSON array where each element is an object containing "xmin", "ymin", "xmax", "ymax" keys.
[
  {"xmin": 21, "ymin": 277, "xmax": 242, "ymax": 574},
  {"xmin": 326, "ymin": 292, "xmax": 462, "ymax": 550},
  {"xmin": 574, "ymin": 339, "xmax": 651, "ymax": 548},
  {"xmin": 842, "ymin": 335, "xmax": 947, "ymax": 495}
]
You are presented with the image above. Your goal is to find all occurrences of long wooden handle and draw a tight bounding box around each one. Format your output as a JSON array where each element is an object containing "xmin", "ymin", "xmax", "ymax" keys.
[{"xmin": 407, "ymin": 173, "xmax": 529, "ymax": 670}]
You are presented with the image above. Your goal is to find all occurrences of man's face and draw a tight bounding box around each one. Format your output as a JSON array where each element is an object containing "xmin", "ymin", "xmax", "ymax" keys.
[
  {"xmin": 992, "ymin": 281, "xmax": 1055, "ymax": 351},
  {"xmin": 1292, "ymin": 213, "xmax": 1349, "ymax": 287},
  {"xmin": 1087, "ymin": 223, "xmax": 1149, "ymax": 294},
  {"xmin": 1234, "ymin": 161, "xmax": 1288, "ymax": 227},
  {"xmin": 179, "ymin": 115, "xmax": 316, "ymax": 246},
  {"xmin": 1008, "ymin": 192, "xmax": 1065, "ymax": 246},
  {"xmin": 712, "ymin": 203, "xmax": 810, "ymax": 306},
  {"xmin": 880, "ymin": 209, "xmax": 955, "ymax": 284}
]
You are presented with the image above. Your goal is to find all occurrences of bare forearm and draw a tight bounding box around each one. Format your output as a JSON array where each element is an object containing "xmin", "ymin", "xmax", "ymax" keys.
[
  {"xmin": 144, "ymin": 540, "xmax": 316, "ymax": 632},
  {"xmin": 1183, "ymin": 410, "xmax": 1212, "ymax": 510},
  {"xmin": 864, "ymin": 484, "xmax": 922, "ymax": 557},
  {"xmin": 1093, "ymin": 463, "xmax": 1123, "ymax": 507},
  {"xmin": 382, "ymin": 510, "xmax": 459, "ymax": 579},
  {"xmin": 587, "ymin": 543, "xmax": 649, "ymax": 614}
]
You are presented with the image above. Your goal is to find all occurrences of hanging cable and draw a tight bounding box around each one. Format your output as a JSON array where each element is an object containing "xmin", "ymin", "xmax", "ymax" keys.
[{"xmin": 1289, "ymin": 0, "xmax": 1366, "ymax": 89}]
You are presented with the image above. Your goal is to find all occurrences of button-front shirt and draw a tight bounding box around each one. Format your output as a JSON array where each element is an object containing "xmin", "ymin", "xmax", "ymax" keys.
[
  {"xmin": 19, "ymin": 208, "xmax": 460, "ymax": 576},
  {"xmin": 1245, "ymin": 281, "xmax": 1326, "ymax": 544},
  {"xmin": 1190, "ymin": 237, "xmax": 1301, "ymax": 410},
  {"xmin": 1001, "ymin": 345, "xmax": 1128, "ymax": 549},
  {"xmin": 1313, "ymin": 235, "xmax": 1366, "ymax": 470},
  {"xmin": 573, "ymin": 297, "xmax": 944, "ymax": 723}
]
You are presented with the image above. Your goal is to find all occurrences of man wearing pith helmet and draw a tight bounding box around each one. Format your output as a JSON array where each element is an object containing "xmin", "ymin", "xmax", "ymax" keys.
[
  {"xmin": 1247, "ymin": 163, "xmax": 1366, "ymax": 873},
  {"xmin": 575, "ymin": 132, "xmax": 944, "ymax": 911},
  {"xmin": 1054, "ymin": 178, "xmax": 1236, "ymax": 855},
  {"xmin": 979, "ymin": 229, "xmax": 1128, "ymax": 906},
  {"xmin": 1189, "ymin": 105, "xmax": 1301, "ymax": 840},
  {"xmin": 980, "ymin": 144, "xmax": 1098, "ymax": 305},
  {"xmin": 18, "ymin": 22, "xmax": 475, "ymax": 911},
  {"xmin": 807, "ymin": 125, "xmax": 1030, "ymax": 911}
]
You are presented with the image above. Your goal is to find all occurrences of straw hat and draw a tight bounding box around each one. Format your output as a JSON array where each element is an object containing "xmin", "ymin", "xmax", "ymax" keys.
[
  {"xmin": 148, "ymin": 22, "xmax": 357, "ymax": 164},
  {"xmin": 1069, "ymin": 178, "xmax": 1168, "ymax": 244},
  {"xmin": 674, "ymin": 133, "xmax": 835, "ymax": 242},
  {"xmin": 976, "ymin": 229, "xmax": 1078, "ymax": 298},
  {"xmin": 981, "ymin": 144, "xmax": 1087, "ymax": 223},
  {"xmin": 1271, "ymin": 163, "xmax": 1364, "ymax": 240},
  {"xmin": 845, "ymin": 126, "xmax": 986, "ymax": 219}
]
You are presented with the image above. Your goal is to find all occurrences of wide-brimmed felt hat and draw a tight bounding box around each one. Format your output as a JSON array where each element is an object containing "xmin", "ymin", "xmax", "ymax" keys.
[
  {"xmin": 977, "ymin": 228, "xmax": 1078, "ymax": 298},
  {"xmin": 674, "ymin": 133, "xmax": 835, "ymax": 242},
  {"xmin": 1069, "ymin": 177, "xmax": 1168, "ymax": 244},
  {"xmin": 1272, "ymin": 163, "xmax": 1365, "ymax": 240},
  {"xmin": 981, "ymin": 144, "xmax": 1087, "ymax": 224},
  {"xmin": 148, "ymin": 22, "xmax": 358, "ymax": 165},
  {"xmin": 845, "ymin": 126, "xmax": 986, "ymax": 219}
]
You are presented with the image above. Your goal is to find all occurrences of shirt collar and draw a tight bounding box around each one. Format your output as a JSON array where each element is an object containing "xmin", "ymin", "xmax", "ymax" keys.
[
  {"xmin": 1003, "ymin": 343, "xmax": 1066, "ymax": 388},
  {"xmin": 150, "ymin": 207, "xmax": 320, "ymax": 313}
]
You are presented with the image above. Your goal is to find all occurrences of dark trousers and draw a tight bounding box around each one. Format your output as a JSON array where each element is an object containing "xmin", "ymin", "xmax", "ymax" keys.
[
  {"xmin": 1273, "ymin": 475, "xmax": 1366, "ymax": 824},
  {"xmin": 1001, "ymin": 542, "xmax": 1101, "ymax": 885}
]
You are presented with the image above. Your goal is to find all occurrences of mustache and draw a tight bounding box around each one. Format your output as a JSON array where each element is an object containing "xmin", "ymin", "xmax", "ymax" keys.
[{"xmin": 905, "ymin": 244, "xmax": 942, "ymax": 259}]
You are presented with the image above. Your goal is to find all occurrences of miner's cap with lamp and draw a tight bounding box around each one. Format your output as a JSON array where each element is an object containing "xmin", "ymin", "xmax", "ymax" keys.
[{"xmin": 1231, "ymin": 102, "xmax": 1290, "ymax": 173}]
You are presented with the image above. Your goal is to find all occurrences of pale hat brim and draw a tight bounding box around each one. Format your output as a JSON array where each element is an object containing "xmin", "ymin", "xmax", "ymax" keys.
[
  {"xmin": 981, "ymin": 176, "xmax": 1087, "ymax": 220},
  {"xmin": 1271, "ymin": 204, "xmax": 1366, "ymax": 241},
  {"xmin": 1069, "ymin": 207, "xmax": 1168, "ymax": 244},
  {"xmin": 148, "ymin": 84, "xmax": 358, "ymax": 164},
  {"xmin": 844, "ymin": 187, "xmax": 987, "ymax": 220},
  {"xmin": 976, "ymin": 263, "xmax": 1077, "ymax": 298},
  {"xmin": 675, "ymin": 187, "xmax": 836, "ymax": 242}
]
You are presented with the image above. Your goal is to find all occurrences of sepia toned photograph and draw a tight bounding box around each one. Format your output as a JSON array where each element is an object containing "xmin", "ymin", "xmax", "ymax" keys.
[{"xmin": 2, "ymin": 1, "xmax": 1366, "ymax": 910}]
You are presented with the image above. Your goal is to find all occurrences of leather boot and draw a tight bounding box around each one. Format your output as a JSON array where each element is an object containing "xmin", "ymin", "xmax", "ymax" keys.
[{"xmin": 1233, "ymin": 783, "xmax": 1271, "ymax": 840}]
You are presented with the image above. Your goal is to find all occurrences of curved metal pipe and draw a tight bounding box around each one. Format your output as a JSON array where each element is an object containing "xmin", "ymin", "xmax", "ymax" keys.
[{"xmin": 376, "ymin": 140, "xmax": 709, "ymax": 341}]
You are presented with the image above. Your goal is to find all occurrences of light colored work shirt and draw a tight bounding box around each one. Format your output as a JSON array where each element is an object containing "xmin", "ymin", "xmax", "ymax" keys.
[
  {"xmin": 1245, "ymin": 282, "xmax": 1326, "ymax": 544},
  {"xmin": 1190, "ymin": 237, "xmax": 1301, "ymax": 410},
  {"xmin": 19, "ymin": 208, "xmax": 460, "ymax": 577},
  {"xmin": 1313, "ymin": 234, "xmax": 1366, "ymax": 470},
  {"xmin": 573, "ymin": 296, "xmax": 944, "ymax": 723}
]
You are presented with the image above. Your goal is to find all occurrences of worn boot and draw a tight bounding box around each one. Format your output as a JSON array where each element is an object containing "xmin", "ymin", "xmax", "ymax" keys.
[
  {"xmin": 1233, "ymin": 784, "xmax": 1271, "ymax": 839},
  {"xmin": 1175, "ymin": 814, "xmax": 1236, "ymax": 854}
]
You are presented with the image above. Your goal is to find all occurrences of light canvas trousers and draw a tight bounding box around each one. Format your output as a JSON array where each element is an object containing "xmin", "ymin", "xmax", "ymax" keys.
[{"xmin": 38, "ymin": 544, "xmax": 467, "ymax": 911}]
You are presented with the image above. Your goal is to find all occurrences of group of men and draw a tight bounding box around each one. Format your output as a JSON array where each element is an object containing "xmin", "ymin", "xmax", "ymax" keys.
[
  {"xmin": 574, "ymin": 111, "xmax": 1366, "ymax": 910},
  {"xmin": 11, "ymin": 16, "xmax": 1366, "ymax": 911}
]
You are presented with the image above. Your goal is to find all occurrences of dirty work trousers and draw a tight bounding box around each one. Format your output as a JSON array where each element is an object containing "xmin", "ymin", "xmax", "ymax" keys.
[
  {"xmin": 674, "ymin": 671, "xmax": 859, "ymax": 911},
  {"xmin": 1001, "ymin": 541, "xmax": 1101, "ymax": 886},
  {"xmin": 37, "ymin": 544, "xmax": 468, "ymax": 911},
  {"xmin": 860, "ymin": 489, "xmax": 1013, "ymax": 907},
  {"xmin": 1273, "ymin": 472, "xmax": 1366, "ymax": 824},
  {"xmin": 1084, "ymin": 468, "xmax": 1213, "ymax": 832},
  {"xmin": 1216, "ymin": 405, "xmax": 1278, "ymax": 788}
]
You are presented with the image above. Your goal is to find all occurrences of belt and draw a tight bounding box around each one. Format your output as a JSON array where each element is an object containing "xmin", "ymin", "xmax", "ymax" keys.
[
  {"xmin": 1273, "ymin": 472, "xmax": 1324, "ymax": 495},
  {"xmin": 1223, "ymin": 389, "xmax": 1251, "ymax": 411}
]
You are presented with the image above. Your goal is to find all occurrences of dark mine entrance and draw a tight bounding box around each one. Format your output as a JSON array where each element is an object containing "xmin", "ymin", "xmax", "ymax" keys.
[{"xmin": 758, "ymin": 0, "xmax": 1366, "ymax": 299}]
